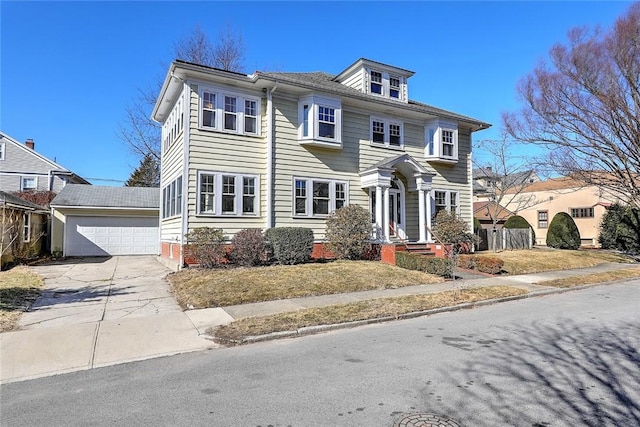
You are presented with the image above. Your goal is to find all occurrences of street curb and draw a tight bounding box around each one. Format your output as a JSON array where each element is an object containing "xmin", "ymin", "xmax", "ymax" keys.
[{"xmin": 235, "ymin": 277, "xmax": 639, "ymax": 345}]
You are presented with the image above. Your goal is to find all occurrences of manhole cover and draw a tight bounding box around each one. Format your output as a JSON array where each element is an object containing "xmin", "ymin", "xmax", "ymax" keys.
[{"xmin": 393, "ymin": 413, "xmax": 462, "ymax": 427}]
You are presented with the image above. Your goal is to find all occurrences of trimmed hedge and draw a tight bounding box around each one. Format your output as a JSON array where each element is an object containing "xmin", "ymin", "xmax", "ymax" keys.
[
  {"xmin": 474, "ymin": 256, "xmax": 504, "ymax": 274},
  {"xmin": 184, "ymin": 227, "xmax": 227, "ymax": 268},
  {"xmin": 547, "ymin": 212, "xmax": 581, "ymax": 250},
  {"xmin": 456, "ymin": 254, "xmax": 504, "ymax": 274},
  {"xmin": 230, "ymin": 228, "xmax": 269, "ymax": 266},
  {"xmin": 395, "ymin": 252, "xmax": 453, "ymax": 277},
  {"xmin": 265, "ymin": 227, "xmax": 314, "ymax": 265},
  {"xmin": 325, "ymin": 205, "xmax": 372, "ymax": 260}
]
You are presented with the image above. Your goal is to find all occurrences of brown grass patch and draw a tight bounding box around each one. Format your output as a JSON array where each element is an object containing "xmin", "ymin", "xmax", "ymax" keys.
[
  {"xmin": 168, "ymin": 261, "xmax": 444, "ymax": 308},
  {"xmin": 478, "ymin": 248, "xmax": 633, "ymax": 275},
  {"xmin": 212, "ymin": 285, "xmax": 527, "ymax": 345},
  {"xmin": 537, "ymin": 268, "xmax": 640, "ymax": 288},
  {"xmin": 0, "ymin": 266, "xmax": 44, "ymax": 332}
]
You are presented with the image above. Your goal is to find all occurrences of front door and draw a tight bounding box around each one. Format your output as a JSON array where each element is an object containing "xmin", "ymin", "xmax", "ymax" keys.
[{"xmin": 389, "ymin": 189, "xmax": 402, "ymax": 238}]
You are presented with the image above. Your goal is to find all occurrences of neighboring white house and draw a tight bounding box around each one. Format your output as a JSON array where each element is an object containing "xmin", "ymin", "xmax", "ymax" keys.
[
  {"xmin": 0, "ymin": 131, "xmax": 89, "ymax": 192},
  {"xmin": 152, "ymin": 58, "xmax": 491, "ymax": 269}
]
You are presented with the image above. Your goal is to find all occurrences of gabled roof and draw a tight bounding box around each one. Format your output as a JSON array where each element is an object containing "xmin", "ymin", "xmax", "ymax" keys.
[
  {"xmin": 0, "ymin": 191, "xmax": 48, "ymax": 212},
  {"xmin": 0, "ymin": 131, "xmax": 90, "ymax": 185},
  {"xmin": 473, "ymin": 201, "xmax": 514, "ymax": 221},
  {"xmin": 51, "ymin": 185, "xmax": 159, "ymax": 209},
  {"xmin": 360, "ymin": 153, "xmax": 434, "ymax": 176},
  {"xmin": 257, "ymin": 70, "xmax": 490, "ymax": 130},
  {"xmin": 508, "ymin": 176, "xmax": 585, "ymax": 194},
  {"xmin": 154, "ymin": 60, "xmax": 491, "ymax": 131}
]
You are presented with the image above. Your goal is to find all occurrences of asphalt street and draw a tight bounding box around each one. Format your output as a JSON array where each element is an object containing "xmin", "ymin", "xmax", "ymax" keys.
[{"xmin": 2, "ymin": 280, "xmax": 639, "ymax": 427}]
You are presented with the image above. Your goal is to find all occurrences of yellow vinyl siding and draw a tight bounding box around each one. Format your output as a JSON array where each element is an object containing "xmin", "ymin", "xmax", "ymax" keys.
[{"xmin": 184, "ymin": 85, "xmax": 267, "ymax": 237}]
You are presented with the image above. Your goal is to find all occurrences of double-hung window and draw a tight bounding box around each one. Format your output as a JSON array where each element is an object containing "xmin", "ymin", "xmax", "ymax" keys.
[
  {"xmin": 433, "ymin": 190, "xmax": 459, "ymax": 220},
  {"xmin": 293, "ymin": 177, "xmax": 348, "ymax": 217},
  {"xmin": 162, "ymin": 176, "xmax": 183, "ymax": 219},
  {"xmin": 198, "ymin": 171, "xmax": 259, "ymax": 216},
  {"xmin": 199, "ymin": 87, "xmax": 260, "ymax": 135},
  {"xmin": 298, "ymin": 96, "xmax": 342, "ymax": 146},
  {"xmin": 370, "ymin": 117, "xmax": 403, "ymax": 148},
  {"xmin": 21, "ymin": 177, "xmax": 37, "ymax": 190},
  {"xmin": 389, "ymin": 76, "xmax": 401, "ymax": 99},
  {"xmin": 202, "ymin": 92, "xmax": 216, "ymax": 128},
  {"xmin": 244, "ymin": 100, "xmax": 257, "ymax": 134},
  {"xmin": 538, "ymin": 211, "xmax": 548, "ymax": 228},
  {"xmin": 224, "ymin": 96, "xmax": 238, "ymax": 131},
  {"xmin": 370, "ymin": 71, "xmax": 383, "ymax": 95}
]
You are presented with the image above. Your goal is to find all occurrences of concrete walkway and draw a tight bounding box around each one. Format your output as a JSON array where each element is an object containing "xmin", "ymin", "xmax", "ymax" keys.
[
  {"xmin": 1, "ymin": 257, "xmax": 215, "ymax": 384},
  {"xmin": 1, "ymin": 258, "xmax": 638, "ymax": 384}
]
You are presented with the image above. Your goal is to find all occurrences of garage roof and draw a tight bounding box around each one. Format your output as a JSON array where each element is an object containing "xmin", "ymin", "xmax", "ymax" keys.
[{"xmin": 51, "ymin": 184, "xmax": 159, "ymax": 209}]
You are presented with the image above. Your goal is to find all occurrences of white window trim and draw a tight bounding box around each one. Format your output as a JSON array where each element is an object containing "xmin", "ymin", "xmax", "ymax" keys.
[
  {"xmin": 432, "ymin": 189, "xmax": 460, "ymax": 218},
  {"xmin": 197, "ymin": 171, "xmax": 260, "ymax": 217},
  {"xmin": 23, "ymin": 213, "xmax": 31, "ymax": 243},
  {"xmin": 425, "ymin": 120, "xmax": 459, "ymax": 162},
  {"xmin": 370, "ymin": 116, "xmax": 404, "ymax": 149},
  {"xmin": 367, "ymin": 69, "xmax": 405, "ymax": 101},
  {"xmin": 161, "ymin": 176, "xmax": 183, "ymax": 219},
  {"xmin": 292, "ymin": 177, "xmax": 349, "ymax": 218},
  {"xmin": 0, "ymin": 141, "xmax": 5, "ymax": 160},
  {"xmin": 298, "ymin": 95, "xmax": 342, "ymax": 146},
  {"xmin": 162, "ymin": 97, "xmax": 184, "ymax": 153},
  {"xmin": 198, "ymin": 86, "xmax": 261, "ymax": 136},
  {"xmin": 21, "ymin": 176, "xmax": 37, "ymax": 191}
]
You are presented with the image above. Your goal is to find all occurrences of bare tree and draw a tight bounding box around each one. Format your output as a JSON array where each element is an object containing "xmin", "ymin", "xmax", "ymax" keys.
[
  {"xmin": 211, "ymin": 23, "xmax": 246, "ymax": 72},
  {"xmin": 503, "ymin": 3, "xmax": 640, "ymax": 206},
  {"xmin": 474, "ymin": 138, "xmax": 541, "ymax": 251},
  {"xmin": 118, "ymin": 24, "xmax": 246, "ymax": 186}
]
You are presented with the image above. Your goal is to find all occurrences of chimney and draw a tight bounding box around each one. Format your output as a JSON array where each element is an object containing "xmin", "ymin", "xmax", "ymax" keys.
[{"xmin": 25, "ymin": 139, "xmax": 35, "ymax": 150}]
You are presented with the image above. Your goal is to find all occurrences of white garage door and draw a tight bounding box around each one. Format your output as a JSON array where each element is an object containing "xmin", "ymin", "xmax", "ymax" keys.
[{"xmin": 66, "ymin": 216, "xmax": 159, "ymax": 256}]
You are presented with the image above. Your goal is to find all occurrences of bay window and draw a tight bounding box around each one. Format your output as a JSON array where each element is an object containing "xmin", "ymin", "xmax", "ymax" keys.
[
  {"xmin": 298, "ymin": 95, "xmax": 342, "ymax": 147},
  {"xmin": 425, "ymin": 120, "xmax": 459, "ymax": 162}
]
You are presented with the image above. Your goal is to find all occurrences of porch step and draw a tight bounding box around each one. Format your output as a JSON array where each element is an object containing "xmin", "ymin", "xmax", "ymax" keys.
[{"xmin": 402, "ymin": 243, "xmax": 435, "ymax": 257}]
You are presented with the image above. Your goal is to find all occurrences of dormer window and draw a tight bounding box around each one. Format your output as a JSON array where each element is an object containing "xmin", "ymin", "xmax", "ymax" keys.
[
  {"xmin": 298, "ymin": 95, "xmax": 342, "ymax": 148},
  {"xmin": 368, "ymin": 69, "xmax": 405, "ymax": 101},
  {"xmin": 389, "ymin": 76, "xmax": 401, "ymax": 99},
  {"xmin": 370, "ymin": 71, "xmax": 383, "ymax": 95},
  {"xmin": 425, "ymin": 120, "xmax": 458, "ymax": 163}
]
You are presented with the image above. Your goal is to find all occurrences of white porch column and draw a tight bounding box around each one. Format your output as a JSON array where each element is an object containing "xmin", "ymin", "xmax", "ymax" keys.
[
  {"xmin": 383, "ymin": 186, "xmax": 390, "ymax": 242},
  {"xmin": 375, "ymin": 186, "xmax": 383, "ymax": 240},
  {"xmin": 418, "ymin": 189, "xmax": 427, "ymax": 243},
  {"xmin": 426, "ymin": 190, "xmax": 432, "ymax": 242}
]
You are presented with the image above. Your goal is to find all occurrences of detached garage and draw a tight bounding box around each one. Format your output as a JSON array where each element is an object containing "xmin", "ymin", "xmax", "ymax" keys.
[{"xmin": 51, "ymin": 185, "xmax": 160, "ymax": 257}]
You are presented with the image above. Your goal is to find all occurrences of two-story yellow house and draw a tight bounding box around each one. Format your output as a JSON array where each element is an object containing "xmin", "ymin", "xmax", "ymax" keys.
[{"xmin": 152, "ymin": 58, "xmax": 490, "ymax": 269}]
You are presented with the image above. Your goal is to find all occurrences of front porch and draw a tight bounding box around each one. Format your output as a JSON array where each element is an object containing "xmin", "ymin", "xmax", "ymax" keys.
[{"xmin": 361, "ymin": 153, "xmax": 436, "ymax": 244}]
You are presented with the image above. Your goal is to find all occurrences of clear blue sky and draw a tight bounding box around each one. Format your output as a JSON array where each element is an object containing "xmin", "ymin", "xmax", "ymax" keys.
[{"xmin": 1, "ymin": 1, "xmax": 633, "ymax": 185}]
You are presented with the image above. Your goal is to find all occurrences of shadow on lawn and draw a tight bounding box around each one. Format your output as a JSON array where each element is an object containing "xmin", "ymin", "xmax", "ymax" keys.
[{"xmin": 438, "ymin": 319, "xmax": 640, "ymax": 426}]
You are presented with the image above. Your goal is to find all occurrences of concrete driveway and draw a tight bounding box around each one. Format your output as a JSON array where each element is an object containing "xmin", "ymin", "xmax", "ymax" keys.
[{"xmin": 1, "ymin": 256, "xmax": 216, "ymax": 383}]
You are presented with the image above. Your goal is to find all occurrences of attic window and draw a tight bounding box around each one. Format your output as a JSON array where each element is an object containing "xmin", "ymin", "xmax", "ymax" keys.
[
  {"xmin": 389, "ymin": 76, "xmax": 400, "ymax": 99},
  {"xmin": 370, "ymin": 71, "xmax": 383, "ymax": 95}
]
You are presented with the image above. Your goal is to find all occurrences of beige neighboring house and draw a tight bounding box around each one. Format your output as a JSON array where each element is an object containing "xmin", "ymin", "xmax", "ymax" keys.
[
  {"xmin": 0, "ymin": 131, "xmax": 89, "ymax": 192},
  {"xmin": 503, "ymin": 177, "xmax": 623, "ymax": 247},
  {"xmin": 0, "ymin": 191, "xmax": 48, "ymax": 267},
  {"xmin": 152, "ymin": 58, "xmax": 491, "ymax": 269}
]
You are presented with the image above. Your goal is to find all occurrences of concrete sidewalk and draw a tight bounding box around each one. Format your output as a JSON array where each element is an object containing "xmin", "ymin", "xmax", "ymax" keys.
[{"xmin": 1, "ymin": 259, "xmax": 638, "ymax": 384}]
